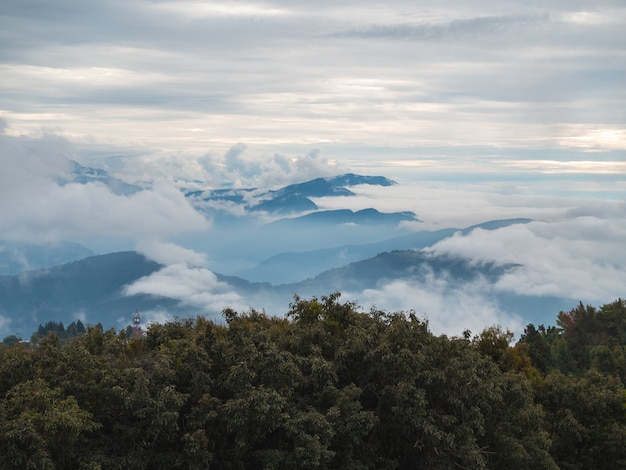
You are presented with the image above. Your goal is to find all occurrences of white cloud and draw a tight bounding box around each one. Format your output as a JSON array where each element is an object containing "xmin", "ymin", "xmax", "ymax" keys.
[
  {"xmin": 123, "ymin": 263, "xmax": 245, "ymax": 313},
  {"xmin": 346, "ymin": 276, "xmax": 524, "ymax": 338},
  {"xmin": 429, "ymin": 213, "xmax": 626, "ymax": 303},
  {"xmin": 71, "ymin": 308, "xmax": 87, "ymax": 324},
  {"xmin": 311, "ymin": 180, "xmax": 566, "ymax": 229},
  {"xmin": 118, "ymin": 144, "xmax": 345, "ymax": 190},
  {"xmin": 151, "ymin": 1, "xmax": 294, "ymax": 19},
  {"xmin": 561, "ymin": 10, "xmax": 626, "ymax": 26},
  {"xmin": 558, "ymin": 128, "xmax": 626, "ymax": 152},
  {"xmin": 135, "ymin": 240, "xmax": 207, "ymax": 268},
  {"xmin": 0, "ymin": 132, "xmax": 209, "ymax": 244},
  {"xmin": 0, "ymin": 132, "xmax": 72, "ymax": 188}
]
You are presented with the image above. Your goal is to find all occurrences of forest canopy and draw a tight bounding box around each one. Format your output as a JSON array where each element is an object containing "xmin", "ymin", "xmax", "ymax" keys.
[{"xmin": 1, "ymin": 294, "xmax": 626, "ymax": 469}]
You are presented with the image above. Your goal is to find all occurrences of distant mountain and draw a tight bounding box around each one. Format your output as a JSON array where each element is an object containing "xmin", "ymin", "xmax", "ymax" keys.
[
  {"xmin": 286, "ymin": 250, "xmax": 516, "ymax": 293},
  {"xmin": 0, "ymin": 252, "xmax": 176, "ymax": 336},
  {"xmin": 461, "ymin": 218, "xmax": 533, "ymax": 233},
  {"xmin": 250, "ymin": 192, "xmax": 318, "ymax": 215},
  {"xmin": 268, "ymin": 177, "xmax": 355, "ymax": 199},
  {"xmin": 1, "ymin": 249, "xmax": 496, "ymax": 337},
  {"xmin": 276, "ymin": 246, "xmax": 568, "ymax": 325},
  {"xmin": 0, "ymin": 251, "xmax": 273, "ymax": 338},
  {"xmin": 0, "ymin": 241, "xmax": 94, "ymax": 275},
  {"xmin": 256, "ymin": 174, "xmax": 395, "ymax": 215},
  {"xmin": 268, "ymin": 208, "xmax": 419, "ymax": 228},
  {"xmin": 60, "ymin": 160, "xmax": 142, "ymax": 195},
  {"xmin": 185, "ymin": 173, "xmax": 396, "ymax": 216},
  {"xmin": 185, "ymin": 188, "xmax": 254, "ymax": 204},
  {"xmin": 327, "ymin": 173, "xmax": 395, "ymax": 187},
  {"xmin": 237, "ymin": 226, "xmax": 456, "ymax": 284},
  {"xmin": 237, "ymin": 219, "xmax": 532, "ymax": 284},
  {"xmin": 264, "ymin": 173, "xmax": 395, "ymax": 201},
  {"xmin": 0, "ymin": 234, "xmax": 566, "ymax": 338}
]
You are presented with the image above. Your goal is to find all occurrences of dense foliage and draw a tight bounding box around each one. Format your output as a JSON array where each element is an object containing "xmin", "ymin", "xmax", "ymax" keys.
[{"xmin": 1, "ymin": 294, "xmax": 625, "ymax": 469}]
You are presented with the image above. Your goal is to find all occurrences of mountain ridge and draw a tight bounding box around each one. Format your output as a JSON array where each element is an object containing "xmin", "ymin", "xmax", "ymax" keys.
[
  {"xmin": 185, "ymin": 173, "xmax": 396, "ymax": 216},
  {"xmin": 0, "ymin": 218, "xmax": 553, "ymax": 338},
  {"xmin": 238, "ymin": 218, "xmax": 532, "ymax": 284}
]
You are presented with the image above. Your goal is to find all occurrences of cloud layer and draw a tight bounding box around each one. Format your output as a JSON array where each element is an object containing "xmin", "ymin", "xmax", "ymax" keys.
[
  {"xmin": 123, "ymin": 263, "xmax": 245, "ymax": 314},
  {"xmin": 0, "ymin": 132, "xmax": 208, "ymax": 246},
  {"xmin": 124, "ymin": 239, "xmax": 248, "ymax": 319},
  {"xmin": 429, "ymin": 214, "xmax": 626, "ymax": 303},
  {"xmin": 346, "ymin": 277, "xmax": 524, "ymax": 338},
  {"xmin": 0, "ymin": 0, "xmax": 624, "ymax": 186}
]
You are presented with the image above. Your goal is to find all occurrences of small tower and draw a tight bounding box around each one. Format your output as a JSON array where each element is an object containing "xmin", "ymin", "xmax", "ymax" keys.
[{"xmin": 131, "ymin": 309, "xmax": 143, "ymax": 337}]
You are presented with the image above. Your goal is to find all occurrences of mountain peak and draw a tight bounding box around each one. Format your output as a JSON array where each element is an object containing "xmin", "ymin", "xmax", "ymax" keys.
[
  {"xmin": 60, "ymin": 160, "xmax": 142, "ymax": 195},
  {"xmin": 327, "ymin": 173, "xmax": 396, "ymax": 187}
]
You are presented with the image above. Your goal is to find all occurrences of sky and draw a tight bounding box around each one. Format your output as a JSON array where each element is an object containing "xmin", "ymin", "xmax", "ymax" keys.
[
  {"xmin": 1, "ymin": 1, "xmax": 625, "ymax": 336},
  {"xmin": 1, "ymin": 0, "xmax": 624, "ymax": 187}
]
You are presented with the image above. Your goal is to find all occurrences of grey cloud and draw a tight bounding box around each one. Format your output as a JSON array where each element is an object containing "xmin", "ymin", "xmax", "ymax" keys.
[
  {"xmin": 205, "ymin": 146, "xmax": 344, "ymax": 188},
  {"xmin": 0, "ymin": 133, "xmax": 73, "ymax": 187},
  {"xmin": 117, "ymin": 142, "xmax": 343, "ymax": 191},
  {"xmin": 331, "ymin": 14, "xmax": 547, "ymax": 41},
  {"xmin": 273, "ymin": 154, "xmax": 292, "ymax": 174},
  {"xmin": 224, "ymin": 143, "xmax": 248, "ymax": 165},
  {"xmin": 223, "ymin": 143, "xmax": 262, "ymax": 179},
  {"xmin": 0, "ymin": 0, "xmax": 623, "ymax": 231},
  {"xmin": 563, "ymin": 201, "xmax": 626, "ymax": 220},
  {"xmin": 0, "ymin": 0, "xmax": 308, "ymax": 58},
  {"xmin": 2, "ymin": 0, "xmax": 622, "ymax": 159}
]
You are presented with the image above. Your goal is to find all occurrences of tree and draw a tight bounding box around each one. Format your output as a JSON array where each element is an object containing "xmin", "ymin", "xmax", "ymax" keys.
[
  {"xmin": 3, "ymin": 296, "xmax": 626, "ymax": 469},
  {"xmin": 519, "ymin": 324, "xmax": 552, "ymax": 372},
  {"xmin": 539, "ymin": 369, "xmax": 626, "ymax": 469},
  {"xmin": 2, "ymin": 335, "xmax": 22, "ymax": 347},
  {"xmin": 0, "ymin": 378, "xmax": 100, "ymax": 470}
]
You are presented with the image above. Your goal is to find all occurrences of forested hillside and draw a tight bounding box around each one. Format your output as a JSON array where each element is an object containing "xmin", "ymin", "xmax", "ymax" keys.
[{"xmin": 1, "ymin": 295, "xmax": 625, "ymax": 469}]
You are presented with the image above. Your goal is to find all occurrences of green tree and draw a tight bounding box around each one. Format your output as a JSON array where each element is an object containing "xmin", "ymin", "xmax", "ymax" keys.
[
  {"xmin": 0, "ymin": 378, "xmax": 100, "ymax": 470},
  {"xmin": 539, "ymin": 369, "xmax": 626, "ymax": 469},
  {"xmin": 2, "ymin": 334, "xmax": 22, "ymax": 347}
]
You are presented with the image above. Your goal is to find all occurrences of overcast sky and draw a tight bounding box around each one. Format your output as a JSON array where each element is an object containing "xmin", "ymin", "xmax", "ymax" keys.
[
  {"xmin": 1, "ymin": 1, "xmax": 625, "ymax": 336},
  {"xmin": 1, "ymin": 0, "xmax": 624, "ymax": 188}
]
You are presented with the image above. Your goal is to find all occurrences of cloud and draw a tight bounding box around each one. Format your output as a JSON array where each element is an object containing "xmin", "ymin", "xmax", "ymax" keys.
[
  {"xmin": 123, "ymin": 263, "xmax": 245, "ymax": 314},
  {"xmin": 428, "ymin": 213, "xmax": 626, "ymax": 303},
  {"xmin": 0, "ymin": 132, "xmax": 72, "ymax": 188},
  {"xmin": 224, "ymin": 143, "xmax": 254, "ymax": 176},
  {"xmin": 135, "ymin": 240, "xmax": 207, "ymax": 268},
  {"xmin": 2, "ymin": 0, "xmax": 623, "ymax": 166},
  {"xmin": 151, "ymin": 2, "xmax": 294, "ymax": 20},
  {"xmin": 173, "ymin": 144, "xmax": 346, "ymax": 190},
  {"xmin": 346, "ymin": 276, "xmax": 524, "ymax": 338},
  {"xmin": 332, "ymin": 14, "xmax": 547, "ymax": 41},
  {"xmin": 312, "ymin": 180, "xmax": 537, "ymax": 229},
  {"xmin": 0, "ymin": 132, "xmax": 209, "ymax": 244},
  {"xmin": 127, "ymin": 231, "xmax": 243, "ymax": 314}
]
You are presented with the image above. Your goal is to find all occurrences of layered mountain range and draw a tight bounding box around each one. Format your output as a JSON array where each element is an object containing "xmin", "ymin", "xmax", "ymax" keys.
[{"xmin": 0, "ymin": 165, "xmax": 568, "ymax": 338}]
